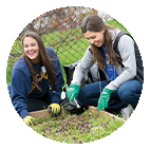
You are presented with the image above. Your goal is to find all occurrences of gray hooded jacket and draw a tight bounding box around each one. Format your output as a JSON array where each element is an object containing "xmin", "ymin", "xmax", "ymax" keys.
[{"xmin": 71, "ymin": 28, "xmax": 139, "ymax": 91}]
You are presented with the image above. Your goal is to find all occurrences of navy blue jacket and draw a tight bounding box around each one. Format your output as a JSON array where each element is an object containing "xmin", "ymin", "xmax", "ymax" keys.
[{"xmin": 8, "ymin": 47, "xmax": 64, "ymax": 119}]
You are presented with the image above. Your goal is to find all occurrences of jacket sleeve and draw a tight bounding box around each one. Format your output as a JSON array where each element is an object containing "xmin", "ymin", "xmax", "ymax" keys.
[
  {"xmin": 106, "ymin": 35, "xmax": 136, "ymax": 90},
  {"xmin": 71, "ymin": 46, "xmax": 95, "ymax": 86},
  {"xmin": 46, "ymin": 47, "xmax": 64, "ymax": 104},
  {"xmin": 10, "ymin": 69, "xmax": 30, "ymax": 119}
]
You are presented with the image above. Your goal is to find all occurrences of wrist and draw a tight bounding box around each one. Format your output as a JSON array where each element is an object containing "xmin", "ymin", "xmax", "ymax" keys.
[
  {"xmin": 20, "ymin": 110, "xmax": 30, "ymax": 119},
  {"xmin": 50, "ymin": 103, "xmax": 60, "ymax": 106},
  {"xmin": 71, "ymin": 80, "xmax": 80, "ymax": 86},
  {"xmin": 23, "ymin": 115, "xmax": 32, "ymax": 121},
  {"xmin": 70, "ymin": 83, "xmax": 80, "ymax": 93},
  {"xmin": 102, "ymin": 88, "xmax": 115, "ymax": 94},
  {"xmin": 70, "ymin": 83, "xmax": 80, "ymax": 88}
]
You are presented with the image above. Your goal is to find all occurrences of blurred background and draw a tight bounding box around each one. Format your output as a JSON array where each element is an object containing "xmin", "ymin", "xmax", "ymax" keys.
[{"xmin": 6, "ymin": 6, "xmax": 130, "ymax": 88}]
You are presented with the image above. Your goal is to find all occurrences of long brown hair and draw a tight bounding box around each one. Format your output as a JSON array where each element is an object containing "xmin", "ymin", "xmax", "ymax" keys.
[
  {"xmin": 81, "ymin": 14, "xmax": 120, "ymax": 70},
  {"xmin": 17, "ymin": 31, "xmax": 56, "ymax": 91}
]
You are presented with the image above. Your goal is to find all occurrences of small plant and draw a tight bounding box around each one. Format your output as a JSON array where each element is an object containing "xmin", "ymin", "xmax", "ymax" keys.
[{"xmin": 31, "ymin": 108, "xmax": 125, "ymax": 143}]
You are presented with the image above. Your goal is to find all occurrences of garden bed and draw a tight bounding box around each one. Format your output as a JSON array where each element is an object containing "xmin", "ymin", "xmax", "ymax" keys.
[{"xmin": 29, "ymin": 107, "xmax": 125, "ymax": 144}]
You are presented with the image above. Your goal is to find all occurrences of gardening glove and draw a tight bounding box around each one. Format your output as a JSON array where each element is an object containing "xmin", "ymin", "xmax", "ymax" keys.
[
  {"xmin": 98, "ymin": 88, "xmax": 115, "ymax": 111},
  {"xmin": 66, "ymin": 83, "xmax": 80, "ymax": 101},
  {"xmin": 23, "ymin": 115, "xmax": 36, "ymax": 126},
  {"xmin": 48, "ymin": 103, "xmax": 60, "ymax": 116}
]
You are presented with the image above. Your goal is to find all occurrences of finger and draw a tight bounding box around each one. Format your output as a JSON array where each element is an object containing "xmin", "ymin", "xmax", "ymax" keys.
[
  {"xmin": 101, "ymin": 98, "xmax": 104, "ymax": 111},
  {"xmin": 66, "ymin": 89, "xmax": 73, "ymax": 97},
  {"xmin": 98, "ymin": 98, "xmax": 102, "ymax": 110},
  {"xmin": 52, "ymin": 107, "xmax": 55, "ymax": 114},
  {"xmin": 66, "ymin": 89, "xmax": 70, "ymax": 95},
  {"xmin": 52, "ymin": 108, "xmax": 55, "ymax": 117},
  {"xmin": 54, "ymin": 107, "xmax": 57, "ymax": 114},
  {"xmin": 55, "ymin": 108, "xmax": 58, "ymax": 116},
  {"xmin": 104, "ymin": 97, "xmax": 108, "ymax": 109},
  {"xmin": 28, "ymin": 121, "xmax": 32, "ymax": 126},
  {"xmin": 30, "ymin": 119, "xmax": 34, "ymax": 125},
  {"xmin": 67, "ymin": 92, "xmax": 72, "ymax": 99},
  {"xmin": 97, "ymin": 101, "xmax": 100, "ymax": 110},
  {"xmin": 101, "ymin": 97, "xmax": 105, "ymax": 109},
  {"xmin": 58, "ymin": 106, "xmax": 60, "ymax": 113},
  {"xmin": 50, "ymin": 107, "xmax": 54, "ymax": 117},
  {"xmin": 70, "ymin": 94, "xmax": 75, "ymax": 101},
  {"xmin": 67, "ymin": 88, "xmax": 75, "ymax": 97},
  {"xmin": 103, "ymin": 98, "xmax": 105, "ymax": 110}
]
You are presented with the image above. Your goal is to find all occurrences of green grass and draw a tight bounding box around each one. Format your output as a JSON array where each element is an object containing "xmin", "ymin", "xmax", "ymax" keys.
[
  {"xmin": 31, "ymin": 108, "xmax": 125, "ymax": 144},
  {"xmin": 6, "ymin": 19, "xmax": 130, "ymax": 86},
  {"xmin": 106, "ymin": 19, "xmax": 130, "ymax": 34}
]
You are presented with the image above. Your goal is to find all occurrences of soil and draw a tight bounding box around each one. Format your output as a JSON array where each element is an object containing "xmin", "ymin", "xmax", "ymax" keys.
[{"xmin": 31, "ymin": 108, "xmax": 125, "ymax": 144}]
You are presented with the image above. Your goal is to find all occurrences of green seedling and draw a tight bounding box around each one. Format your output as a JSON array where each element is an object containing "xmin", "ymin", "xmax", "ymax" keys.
[{"xmin": 30, "ymin": 108, "xmax": 125, "ymax": 143}]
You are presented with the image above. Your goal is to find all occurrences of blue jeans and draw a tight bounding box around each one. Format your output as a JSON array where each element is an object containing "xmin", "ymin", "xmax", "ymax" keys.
[
  {"xmin": 76, "ymin": 80, "xmax": 142, "ymax": 111},
  {"xmin": 27, "ymin": 90, "xmax": 52, "ymax": 112}
]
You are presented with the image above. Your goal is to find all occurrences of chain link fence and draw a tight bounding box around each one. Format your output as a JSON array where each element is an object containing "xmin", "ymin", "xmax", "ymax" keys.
[{"xmin": 6, "ymin": 6, "xmax": 130, "ymax": 87}]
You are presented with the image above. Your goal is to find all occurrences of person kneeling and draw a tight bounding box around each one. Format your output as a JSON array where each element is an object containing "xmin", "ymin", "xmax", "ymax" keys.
[{"xmin": 8, "ymin": 32, "xmax": 64, "ymax": 125}]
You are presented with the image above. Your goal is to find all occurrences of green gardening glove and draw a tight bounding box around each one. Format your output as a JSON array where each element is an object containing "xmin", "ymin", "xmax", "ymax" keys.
[
  {"xmin": 66, "ymin": 83, "xmax": 80, "ymax": 101},
  {"xmin": 98, "ymin": 88, "xmax": 115, "ymax": 111}
]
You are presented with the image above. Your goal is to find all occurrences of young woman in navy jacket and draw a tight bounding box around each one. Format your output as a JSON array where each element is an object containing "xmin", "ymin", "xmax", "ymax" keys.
[{"xmin": 9, "ymin": 32, "xmax": 64, "ymax": 125}]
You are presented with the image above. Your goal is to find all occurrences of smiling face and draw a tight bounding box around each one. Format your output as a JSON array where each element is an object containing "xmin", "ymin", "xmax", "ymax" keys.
[
  {"xmin": 23, "ymin": 37, "xmax": 41, "ymax": 64},
  {"xmin": 83, "ymin": 29, "xmax": 105, "ymax": 47}
]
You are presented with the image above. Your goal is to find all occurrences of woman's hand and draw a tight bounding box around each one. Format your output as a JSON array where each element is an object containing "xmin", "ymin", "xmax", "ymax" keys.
[
  {"xmin": 23, "ymin": 115, "xmax": 36, "ymax": 126},
  {"xmin": 98, "ymin": 88, "xmax": 115, "ymax": 111},
  {"xmin": 48, "ymin": 103, "xmax": 60, "ymax": 116},
  {"xmin": 66, "ymin": 83, "xmax": 80, "ymax": 101}
]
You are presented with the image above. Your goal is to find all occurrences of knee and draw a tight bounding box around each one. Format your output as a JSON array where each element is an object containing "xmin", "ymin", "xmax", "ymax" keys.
[
  {"xmin": 77, "ymin": 88, "xmax": 84, "ymax": 99},
  {"xmin": 118, "ymin": 87, "xmax": 135, "ymax": 103}
]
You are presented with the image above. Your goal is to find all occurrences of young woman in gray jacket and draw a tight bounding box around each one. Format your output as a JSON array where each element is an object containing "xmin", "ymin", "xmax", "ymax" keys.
[{"xmin": 66, "ymin": 14, "xmax": 143, "ymax": 119}]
